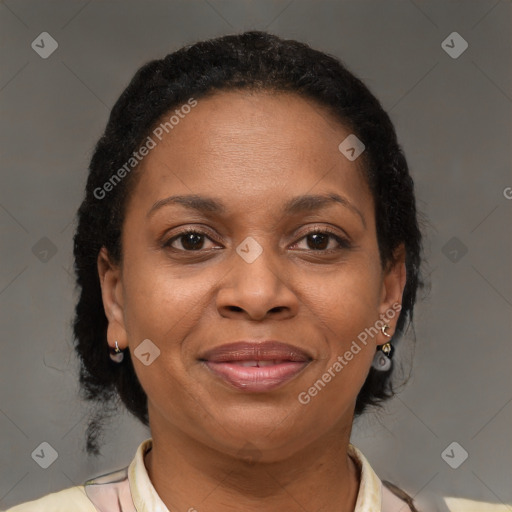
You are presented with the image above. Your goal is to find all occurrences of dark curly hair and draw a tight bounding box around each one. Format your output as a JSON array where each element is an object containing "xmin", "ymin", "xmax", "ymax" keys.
[{"xmin": 73, "ymin": 30, "xmax": 423, "ymax": 455}]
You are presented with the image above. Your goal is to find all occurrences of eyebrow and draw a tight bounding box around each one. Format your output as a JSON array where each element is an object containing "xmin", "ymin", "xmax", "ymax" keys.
[{"xmin": 146, "ymin": 192, "xmax": 366, "ymax": 227}]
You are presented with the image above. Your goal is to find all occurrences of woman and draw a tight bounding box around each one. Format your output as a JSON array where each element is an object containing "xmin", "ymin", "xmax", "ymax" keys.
[{"xmin": 6, "ymin": 31, "xmax": 508, "ymax": 512}]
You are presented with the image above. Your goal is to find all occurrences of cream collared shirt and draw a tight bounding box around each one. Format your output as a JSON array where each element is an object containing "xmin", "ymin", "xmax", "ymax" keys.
[{"xmin": 4, "ymin": 439, "xmax": 510, "ymax": 512}]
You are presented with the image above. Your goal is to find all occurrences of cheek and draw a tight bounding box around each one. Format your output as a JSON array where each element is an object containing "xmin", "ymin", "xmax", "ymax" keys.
[
  {"xmin": 309, "ymin": 256, "xmax": 383, "ymax": 340},
  {"xmin": 120, "ymin": 258, "xmax": 217, "ymax": 397},
  {"xmin": 122, "ymin": 256, "xmax": 209, "ymax": 341},
  {"xmin": 298, "ymin": 258, "xmax": 382, "ymax": 404},
  {"xmin": 120, "ymin": 262, "xmax": 202, "ymax": 419}
]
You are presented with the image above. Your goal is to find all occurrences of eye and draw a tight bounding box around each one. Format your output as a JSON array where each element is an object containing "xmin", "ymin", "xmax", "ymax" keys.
[
  {"xmin": 163, "ymin": 228, "xmax": 220, "ymax": 252},
  {"xmin": 162, "ymin": 227, "xmax": 351, "ymax": 253},
  {"xmin": 291, "ymin": 229, "xmax": 351, "ymax": 252}
]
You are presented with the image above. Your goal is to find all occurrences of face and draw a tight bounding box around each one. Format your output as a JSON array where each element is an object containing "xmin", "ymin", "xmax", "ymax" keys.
[{"xmin": 98, "ymin": 90, "xmax": 406, "ymax": 461}]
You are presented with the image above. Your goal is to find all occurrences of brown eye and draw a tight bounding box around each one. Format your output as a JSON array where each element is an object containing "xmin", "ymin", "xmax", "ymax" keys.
[
  {"xmin": 293, "ymin": 229, "xmax": 351, "ymax": 252},
  {"xmin": 179, "ymin": 232, "xmax": 205, "ymax": 251},
  {"xmin": 164, "ymin": 229, "xmax": 218, "ymax": 252},
  {"xmin": 306, "ymin": 232, "xmax": 330, "ymax": 250}
]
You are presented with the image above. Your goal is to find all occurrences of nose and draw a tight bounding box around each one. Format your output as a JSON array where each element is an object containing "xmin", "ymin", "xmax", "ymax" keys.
[{"xmin": 216, "ymin": 244, "xmax": 299, "ymax": 322}]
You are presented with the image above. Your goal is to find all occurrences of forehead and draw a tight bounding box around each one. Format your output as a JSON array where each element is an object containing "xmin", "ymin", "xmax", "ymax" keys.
[{"xmin": 128, "ymin": 90, "xmax": 372, "ymax": 218}]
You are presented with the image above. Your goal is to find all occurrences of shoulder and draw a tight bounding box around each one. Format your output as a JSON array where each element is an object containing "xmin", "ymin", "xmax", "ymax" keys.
[
  {"xmin": 348, "ymin": 444, "xmax": 417, "ymax": 512},
  {"xmin": 442, "ymin": 496, "xmax": 512, "ymax": 511},
  {"xmin": 383, "ymin": 482, "xmax": 512, "ymax": 512},
  {"xmin": 3, "ymin": 486, "xmax": 97, "ymax": 512},
  {"xmin": 381, "ymin": 480, "xmax": 419, "ymax": 511}
]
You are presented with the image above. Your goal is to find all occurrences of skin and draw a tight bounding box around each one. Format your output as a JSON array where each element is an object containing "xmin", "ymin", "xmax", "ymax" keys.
[{"xmin": 97, "ymin": 90, "xmax": 406, "ymax": 512}]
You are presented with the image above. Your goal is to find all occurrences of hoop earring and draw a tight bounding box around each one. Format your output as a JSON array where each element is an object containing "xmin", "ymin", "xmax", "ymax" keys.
[
  {"xmin": 381, "ymin": 323, "xmax": 392, "ymax": 338},
  {"xmin": 109, "ymin": 340, "xmax": 124, "ymax": 363}
]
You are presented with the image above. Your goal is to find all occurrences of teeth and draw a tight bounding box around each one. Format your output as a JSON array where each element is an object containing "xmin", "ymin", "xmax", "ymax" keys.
[{"xmin": 234, "ymin": 360, "xmax": 285, "ymax": 367}]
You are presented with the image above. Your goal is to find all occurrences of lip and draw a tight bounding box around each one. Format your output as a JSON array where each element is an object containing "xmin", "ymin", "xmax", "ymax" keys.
[
  {"xmin": 199, "ymin": 341, "xmax": 312, "ymax": 392},
  {"xmin": 199, "ymin": 341, "xmax": 312, "ymax": 363}
]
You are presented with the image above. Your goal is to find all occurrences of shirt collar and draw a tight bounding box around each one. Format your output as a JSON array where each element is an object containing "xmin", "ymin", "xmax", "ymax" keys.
[
  {"xmin": 128, "ymin": 439, "xmax": 168, "ymax": 512},
  {"xmin": 128, "ymin": 438, "xmax": 382, "ymax": 512},
  {"xmin": 348, "ymin": 443, "xmax": 383, "ymax": 511}
]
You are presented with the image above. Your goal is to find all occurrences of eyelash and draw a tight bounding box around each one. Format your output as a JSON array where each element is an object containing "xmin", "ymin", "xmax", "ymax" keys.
[{"xmin": 162, "ymin": 226, "xmax": 352, "ymax": 253}]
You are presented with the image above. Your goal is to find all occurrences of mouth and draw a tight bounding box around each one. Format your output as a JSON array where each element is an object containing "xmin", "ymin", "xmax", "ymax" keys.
[{"xmin": 198, "ymin": 341, "xmax": 312, "ymax": 392}]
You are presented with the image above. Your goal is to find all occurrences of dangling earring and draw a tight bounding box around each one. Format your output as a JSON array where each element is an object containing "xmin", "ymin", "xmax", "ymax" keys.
[
  {"xmin": 109, "ymin": 341, "xmax": 124, "ymax": 363},
  {"xmin": 371, "ymin": 324, "xmax": 394, "ymax": 371}
]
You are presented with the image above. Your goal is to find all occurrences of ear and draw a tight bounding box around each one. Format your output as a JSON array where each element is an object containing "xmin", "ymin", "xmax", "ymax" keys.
[
  {"xmin": 377, "ymin": 243, "xmax": 407, "ymax": 345},
  {"xmin": 97, "ymin": 246, "xmax": 128, "ymax": 350}
]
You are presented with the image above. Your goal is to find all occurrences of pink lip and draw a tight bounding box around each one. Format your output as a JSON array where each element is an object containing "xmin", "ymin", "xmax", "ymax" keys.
[{"xmin": 199, "ymin": 341, "xmax": 312, "ymax": 392}]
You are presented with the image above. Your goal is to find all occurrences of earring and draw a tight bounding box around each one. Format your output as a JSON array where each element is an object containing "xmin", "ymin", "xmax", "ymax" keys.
[
  {"xmin": 109, "ymin": 340, "xmax": 124, "ymax": 363},
  {"xmin": 371, "ymin": 324, "xmax": 394, "ymax": 371}
]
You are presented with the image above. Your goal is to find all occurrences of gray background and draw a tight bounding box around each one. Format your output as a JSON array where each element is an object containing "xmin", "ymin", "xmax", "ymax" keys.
[{"xmin": 1, "ymin": 0, "xmax": 511, "ymax": 509}]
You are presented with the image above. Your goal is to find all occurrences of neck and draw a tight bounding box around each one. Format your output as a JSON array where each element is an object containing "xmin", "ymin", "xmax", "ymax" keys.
[{"xmin": 145, "ymin": 412, "xmax": 360, "ymax": 512}]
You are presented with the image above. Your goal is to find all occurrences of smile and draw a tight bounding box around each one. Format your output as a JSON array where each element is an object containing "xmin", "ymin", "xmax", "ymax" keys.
[{"xmin": 203, "ymin": 360, "xmax": 310, "ymax": 392}]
